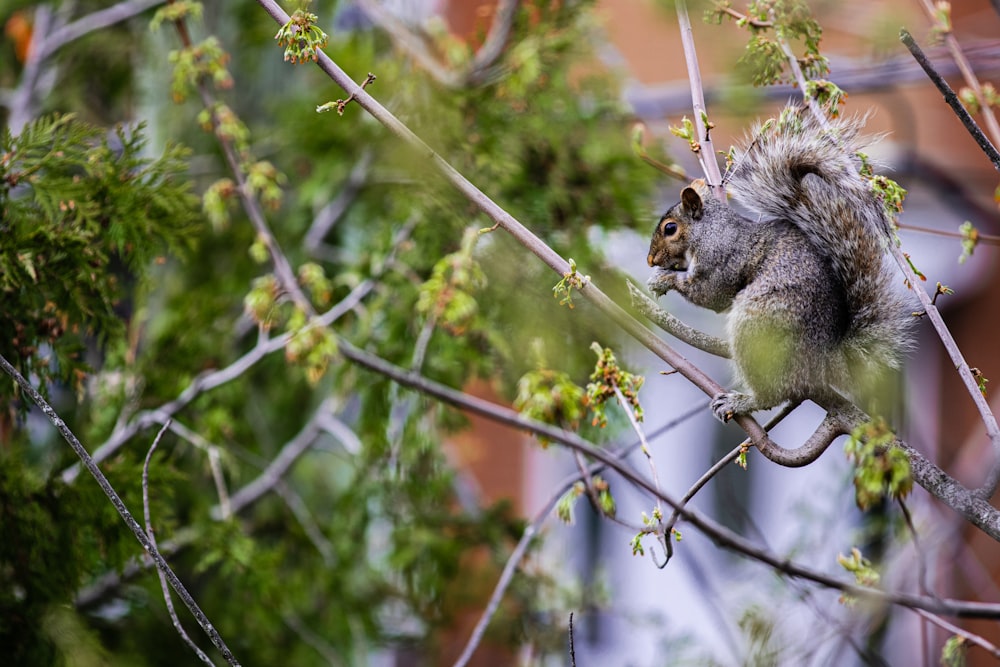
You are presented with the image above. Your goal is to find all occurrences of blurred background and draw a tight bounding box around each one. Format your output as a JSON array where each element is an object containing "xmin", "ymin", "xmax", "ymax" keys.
[{"xmin": 3, "ymin": 1, "xmax": 1000, "ymax": 665}]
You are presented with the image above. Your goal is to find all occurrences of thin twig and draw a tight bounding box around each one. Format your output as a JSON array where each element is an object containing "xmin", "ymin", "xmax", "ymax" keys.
[
  {"xmin": 35, "ymin": 0, "xmax": 164, "ymax": 62},
  {"xmin": 167, "ymin": 419, "xmax": 232, "ymax": 516},
  {"xmin": 330, "ymin": 338, "xmax": 1000, "ymax": 617},
  {"xmin": 900, "ymin": 29, "xmax": 1000, "ymax": 171},
  {"xmin": 256, "ymin": 0, "xmax": 845, "ymax": 469},
  {"xmin": 713, "ymin": 4, "xmax": 772, "ymax": 28},
  {"xmin": 915, "ymin": 0, "xmax": 1000, "ymax": 149},
  {"xmin": 913, "ymin": 608, "xmax": 1000, "ymax": 659},
  {"xmin": 898, "ymin": 222, "xmax": 1000, "ymax": 245},
  {"xmin": 568, "ymin": 612, "xmax": 577, "ymax": 667},
  {"xmin": 613, "ymin": 384, "xmax": 669, "ymax": 564},
  {"xmin": 143, "ymin": 421, "xmax": 218, "ymax": 667},
  {"xmin": 0, "ymin": 354, "xmax": 241, "ymax": 666},
  {"xmin": 886, "ymin": 237, "xmax": 1000, "ymax": 497},
  {"xmin": 674, "ymin": 0, "xmax": 724, "ymax": 194},
  {"xmin": 662, "ymin": 401, "xmax": 799, "ymax": 560},
  {"xmin": 770, "ymin": 9, "xmax": 831, "ymax": 128},
  {"xmin": 451, "ymin": 406, "xmax": 703, "ymax": 667}
]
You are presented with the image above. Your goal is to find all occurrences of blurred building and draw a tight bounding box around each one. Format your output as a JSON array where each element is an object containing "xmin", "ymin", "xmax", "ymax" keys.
[{"xmin": 375, "ymin": 1, "xmax": 1000, "ymax": 664}]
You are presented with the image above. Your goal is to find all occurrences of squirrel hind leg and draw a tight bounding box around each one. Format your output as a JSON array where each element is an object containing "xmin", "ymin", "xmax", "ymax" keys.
[{"xmin": 710, "ymin": 391, "xmax": 764, "ymax": 422}]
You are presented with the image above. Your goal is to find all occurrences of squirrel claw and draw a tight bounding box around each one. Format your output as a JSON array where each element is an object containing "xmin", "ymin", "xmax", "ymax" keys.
[
  {"xmin": 711, "ymin": 391, "xmax": 754, "ymax": 422},
  {"xmin": 646, "ymin": 269, "xmax": 675, "ymax": 297}
]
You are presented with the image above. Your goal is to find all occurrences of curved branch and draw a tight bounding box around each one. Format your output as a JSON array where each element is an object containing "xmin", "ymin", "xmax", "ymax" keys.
[
  {"xmin": 35, "ymin": 0, "xmax": 164, "ymax": 62},
  {"xmin": 254, "ymin": 0, "xmax": 832, "ymax": 468},
  {"xmin": 254, "ymin": 0, "xmax": 1000, "ymax": 540},
  {"xmin": 330, "ymin": 339, "xmax": 1000, "ymax": 618}
]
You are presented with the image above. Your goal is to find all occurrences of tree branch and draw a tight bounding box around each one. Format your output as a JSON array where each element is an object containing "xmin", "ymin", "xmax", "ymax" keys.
[
  {"xmin": 143, "ymin": 421, "xmax": 217, "ymax": 667},
  {"xmin": 627, "ymin": 280, "xmax": 730, "ymax": 358},
  {"xmin": 254, "ymin": 0, "xmax": 840, "ymax": 470},
  {"xmin": 915, "ymin": 0, "xmax": 1000, "ymax": 151},
  {"xmin": 330, "ymin": 337, "xmax": 1000, "ymax": 618},
  {"xmin": 0, "ymin": 353, "xmax": 241, "ymax": 666},
  {"xmin": 900, "ymin": 29, "xmax": 1000, "ymax": 171},
  {"xmin": 674, "ymin": 0, "xmax": 724, "ymax": 193},
  {"xmin": 35, "ymin": 0, "xmax": 165, "ymax": 62}
]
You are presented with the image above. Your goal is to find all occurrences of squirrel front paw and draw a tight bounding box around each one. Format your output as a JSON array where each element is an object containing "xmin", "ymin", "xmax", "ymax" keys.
[
  {"xmin": 710, "ymin": 391, "xmax": 756, "ymax": 422},
  {"xmin": 647, "ymin": 269, "xmax": 677, "ymax": 297}
]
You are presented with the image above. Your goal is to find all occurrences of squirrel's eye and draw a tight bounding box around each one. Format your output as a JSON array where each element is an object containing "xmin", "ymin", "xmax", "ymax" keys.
[{"xmin": 661, "ymin": 221, "xmax": 678, "ymax": 236}]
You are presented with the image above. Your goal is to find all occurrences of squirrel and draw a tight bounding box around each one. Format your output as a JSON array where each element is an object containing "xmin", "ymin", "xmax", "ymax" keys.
[{"xmin": 646, "ymin": 105, "xmax": 913, "ymax": 422}]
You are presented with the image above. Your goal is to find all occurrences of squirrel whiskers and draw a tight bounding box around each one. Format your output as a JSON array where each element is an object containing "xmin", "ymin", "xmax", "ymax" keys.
[{"xmin": 647, "ymin": 106, "xmax": 913, "ymax": 421}]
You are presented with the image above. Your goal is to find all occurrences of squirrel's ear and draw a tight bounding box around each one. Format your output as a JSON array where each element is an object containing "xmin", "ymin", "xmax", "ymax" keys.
[{"xmin": 680, "ymin": 186, "xmax": 704, "ymax": 220}]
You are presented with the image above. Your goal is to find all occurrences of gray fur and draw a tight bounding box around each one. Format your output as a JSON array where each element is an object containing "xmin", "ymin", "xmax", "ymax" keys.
[{"xmin": 647, "ymin": 106, "xmax": 914, "ymax": 420}]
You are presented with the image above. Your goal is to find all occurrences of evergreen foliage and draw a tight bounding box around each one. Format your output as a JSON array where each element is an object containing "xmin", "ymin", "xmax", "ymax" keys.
[{"xmin": 0, "ymin": 1, "xmax": 655, "ymax": 664}]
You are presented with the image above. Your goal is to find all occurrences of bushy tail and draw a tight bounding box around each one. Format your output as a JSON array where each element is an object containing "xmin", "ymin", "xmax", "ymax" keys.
[{"xmin": 726, "ymin": 106, "xmax": 913, "ymax": 376}]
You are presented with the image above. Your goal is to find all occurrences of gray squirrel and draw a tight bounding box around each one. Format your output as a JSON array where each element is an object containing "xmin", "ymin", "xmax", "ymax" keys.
[{"xmin": 646, "ymin": 105, "xmax": 913, "ymax": 421}]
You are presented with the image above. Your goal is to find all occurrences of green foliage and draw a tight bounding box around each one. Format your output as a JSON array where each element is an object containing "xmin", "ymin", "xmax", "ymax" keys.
[
  {"xmin": 274, "ymin": 9, "xmax": 329, "ymax": 64},
  {"xmin": 0, "ymin": 450, "xmax": 145, "ymax": 663},
  {"xmin": 0, "ymin": 113, "xmax": 200, "ymax": 398},
  {"xmin": 941, "ymin": 635, "xmax": 968, "ymax": 667},
  {"xmin": 0, "ymin": 0, "xmax": 660, "ymax": 663},
  {"xmin": 149, "ymin": 0, "xmax": 203, "ymax": 32},
  {"xmin": 837, "ymin": 547, "xmax": 880, "ymax": 588},
  {"xmin": 417, "ymin": 227, "xmax": 487, "ymax": 335},
  {"xmin": 631, "ymin": 507, "xmax": 667, "ymax": 557},
  {"xmin": 552, "ymin": 257, "xmax": 590, "ymax": 309},
  {"xmin": 166, "ymin": 37, "xmax": 235, "ymax": 103},
  {"xmin": 514, "ymin": 367, "xmax": 586, "ymax": 444},
  {"xmin": 868, "ymin": 173, "xmax": 907, "ymax": 220},
  {"xmin": 958, "ymin": 221, "xmax": 980, "ymax": 263},
  {"xmin": 803, "ymin": 79, "xmax": 847, "ymax": 115},
  {"xmin": 709, "ymin": 1, "xmax": 828, "ymax": 87},
  {"xmin": 585, "ymin": 343, "xmax": 645, "ymax": 428},
  {"xmin": 844, "ymin": 420, "xmax": 912, "ymax": 510},
  {"xmin": 737, "ymin": 605, "xmax": 784, "ymax": 667}
]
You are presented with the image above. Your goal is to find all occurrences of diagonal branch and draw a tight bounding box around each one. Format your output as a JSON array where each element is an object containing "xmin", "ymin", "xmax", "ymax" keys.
[
  {"xmin": 255, "ymin": 0, "xmax": 1000, "ymax": 533},
  {"xmin": 329, "ymin": 338, "xmax": 1000, "ymax": 618},
  {"xmin": 914, "ymin": 0, "xmax": 1000, "ymax": 150},
  {"xmin": 674, "ymin": 0, "xmax": 724, "ymax": 192},
  {"xmin": 143, "ymin": 421, "xmax": 217, "ymax": 667},
  {"xmin": 35, "ymin": 0, "xmax": 165, "ymax": 62},
  {"xmin": 900, "ymin": 29, "xmax": 1000, "ymax": 170},
  {"xmin": 0, "ymin": 353, "xmax": 241, "ymax": 667},
  {"xmin": 254, "ymin": 0, "xmax": 838, "ymax": 469}
]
